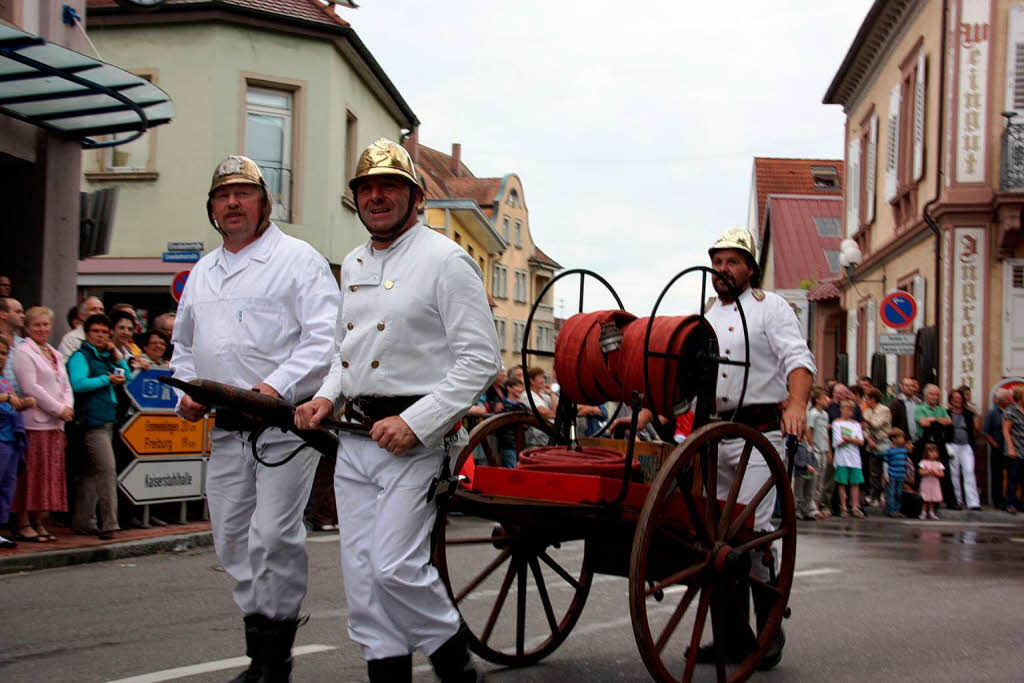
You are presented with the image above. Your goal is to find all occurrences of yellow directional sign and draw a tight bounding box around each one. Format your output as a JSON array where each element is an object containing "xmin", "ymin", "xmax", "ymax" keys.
[{"xmin": 120, "ymin": 412, "xmax": 206, "ymax": 457}]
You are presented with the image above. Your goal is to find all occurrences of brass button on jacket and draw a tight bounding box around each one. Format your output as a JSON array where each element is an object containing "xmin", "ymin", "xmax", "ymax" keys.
[
  {"xmin": 347, "ymin": 322, "xmax": 355, "ymax": 330},
  {"xmin": 341, "ymin": 360, "xmax": 349, "ymax": 368},
  {"xmin": 371, "ymin": 360, "xmax": 380, "ymax": 369},
  {"xmin": 349, "ymin": 285, "xmax": 358, "ymax": 292},
  {"xmin": 377, "ymin": 322, "xmax": 385, "ymax": 331}
]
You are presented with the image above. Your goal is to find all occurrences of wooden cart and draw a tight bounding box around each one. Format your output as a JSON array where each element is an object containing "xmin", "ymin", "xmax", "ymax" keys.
[{"xmin": 431, "ymin": 269, "xmax": 797, "ymax": 683}]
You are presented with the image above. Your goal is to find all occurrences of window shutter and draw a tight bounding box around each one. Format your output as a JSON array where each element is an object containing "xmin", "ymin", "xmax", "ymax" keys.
[
  {"xmin": 912, "ymin": 275, "xmax": 926, "ymax": 332},
  {"xmin": 847, "ymin": 311, "xmax": 859, "ymax": 386},
  {"xmin": 866, "ymin": 114, "xmax": 878, "ymax": 223},
  {"xmin": 846, "ymin": 139, "xmax": 860, "ymax": 236},
  {"xmin": 913, "ymin": 53, "xmax": 926, "ymax": 182},
  {"xmin": 885, "ymin": 85, "xmax": 901, "ymax": 200}
]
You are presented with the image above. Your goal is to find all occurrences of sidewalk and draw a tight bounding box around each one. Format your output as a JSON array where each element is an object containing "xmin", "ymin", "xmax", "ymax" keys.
[
  {"xmin": 2, "ymin": 504, "xmax": 1021, "ymax": 576},
  {"xmin": 0, "ymin": 521, "xmax": 213, "ymax": 575}
]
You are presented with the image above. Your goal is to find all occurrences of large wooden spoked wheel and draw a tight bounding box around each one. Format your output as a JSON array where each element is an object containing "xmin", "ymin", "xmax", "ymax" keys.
[
  {"xmin": 628, "ymin": 421, "xmax": 796, "ymax": 683},
  {"xmin": 433, "ymin": 411, "xmax": 594, "ymax": 667}
]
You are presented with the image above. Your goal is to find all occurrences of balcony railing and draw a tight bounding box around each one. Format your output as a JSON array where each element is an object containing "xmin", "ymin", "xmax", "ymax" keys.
[
  {"xmin": 1000, "ymin": 119, "xmax": 1024, "ymax": 192},
  {"xmin": 534, "ymin": 303, "xmax": 554, "ymax": 322}
]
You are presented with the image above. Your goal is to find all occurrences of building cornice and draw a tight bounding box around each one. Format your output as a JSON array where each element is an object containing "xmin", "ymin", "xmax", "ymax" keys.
[
  {"xmin": 428, "ymin": 198, "xmax": 508, "ymax": 255},
  {"xmin": 87, "ymin": 4, "xmax": 418, "ymax": 129},
  {"xmin": 823, "ymin": 0, "xmax": 923, "ymax": 108}
]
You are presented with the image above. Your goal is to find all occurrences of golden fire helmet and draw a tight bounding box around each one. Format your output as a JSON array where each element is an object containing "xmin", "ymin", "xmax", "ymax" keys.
[
  {"xmin": 349, "ymin": 138, "xmax": 420, "ymax": 193},
  {"xmin": 206, "ymin": 155, "xmax": 272, "ymax": 234},
  {"xmin": 708, "ymin": 226, "xmax": 759, "ymax": 271}
]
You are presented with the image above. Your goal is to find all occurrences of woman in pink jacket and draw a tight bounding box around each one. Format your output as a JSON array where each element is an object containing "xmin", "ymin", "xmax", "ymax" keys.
[{"xmin": 12, "ymin": 306, "xmax": 73, "ymax": 542}]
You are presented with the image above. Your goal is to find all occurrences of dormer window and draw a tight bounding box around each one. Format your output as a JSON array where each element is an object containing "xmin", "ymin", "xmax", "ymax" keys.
[{"xmin": 811, "ymin": 165, "xmax": 839, "ymax": 189}]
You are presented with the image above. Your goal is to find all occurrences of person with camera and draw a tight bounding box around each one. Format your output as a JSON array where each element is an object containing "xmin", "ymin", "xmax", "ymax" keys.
[{"xmin": 67, "ymin": 314, "xmax": 130, "ymax": 539}]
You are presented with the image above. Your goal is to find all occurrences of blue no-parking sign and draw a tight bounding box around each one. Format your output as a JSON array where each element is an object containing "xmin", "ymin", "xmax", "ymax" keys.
[
  {"xmin": 879, "ymin": 292, "xmax": 918, "ymax": 330},
  {"xmin": 171, "ymin": 270, "xmax": 190, "ymax": 303}
]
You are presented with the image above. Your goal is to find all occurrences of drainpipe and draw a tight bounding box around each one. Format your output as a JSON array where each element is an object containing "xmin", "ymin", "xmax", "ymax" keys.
[{"xmin": 921, "ymin": 0, "xmax": 948, "ymax": 379}]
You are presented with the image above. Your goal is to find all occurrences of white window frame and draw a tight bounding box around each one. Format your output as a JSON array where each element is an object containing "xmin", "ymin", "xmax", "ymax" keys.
[
  {"xmin": 512, "ymin": 321, "xmax": 526, "ymax": 352},
  {"xmin": 492, "ymin": 264, "xmax": 508, "ymax": 299},
  {"xmin": 494, "ymin": 317, "xmax": 507, "ymax": 353},
  {"xmin": 246, "ymin": 85, "xmax": 294, "ymax": 222},
  {"xmin": 513, "ymin": 270, "xmax": 529, "ymax": 303}
]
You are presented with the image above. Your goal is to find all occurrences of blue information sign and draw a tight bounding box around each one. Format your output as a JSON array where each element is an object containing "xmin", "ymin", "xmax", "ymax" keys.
[
  {"xmin": 879, "ymin": 292, "xmax": 918, "ymax": 330},
  {"xmin": 126, "ymin": 368, "xmax": 178, "ymax": 411},
  {"xmin": 162, "ymin": 251, "xmax": 200, "ymax": 263}
]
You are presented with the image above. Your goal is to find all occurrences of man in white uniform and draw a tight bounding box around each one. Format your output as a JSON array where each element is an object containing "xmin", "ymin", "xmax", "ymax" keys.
[
  {"xmin": 295, "ymin": 140, "xmax": 500, "ymax": 683},
  {"xmin": 700, "ymin": 226, "xmax": 815, "ymax": 668},
  {"xmin": 171, "ymin": 156, "xmax": 339, "ymax": 682}
]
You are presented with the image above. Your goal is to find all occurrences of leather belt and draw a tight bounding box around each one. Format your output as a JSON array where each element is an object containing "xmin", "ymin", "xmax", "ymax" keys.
[
  {"xmin": 346, "ymin": 395, "xmax": 425, "ymax": 426},
  {"xmin": 346, "ymin": 394, "xmax": 462, "ymax": 437},
  {"xmin": 733, "ymin": 403, "xmax": 782, "ymax": 433}
]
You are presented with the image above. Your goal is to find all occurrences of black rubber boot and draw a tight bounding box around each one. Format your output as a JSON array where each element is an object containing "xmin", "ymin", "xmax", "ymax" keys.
[
  {"xmin": 751, "ymin": 583, "xmax": 785, "ymax": 671},
  {"xmin": 260, "ymin": 617, "xmax": 301, "ymax": 683},
  {"xmin": 429, "ymin": 629, "xmax": 483, "ymax": 682},
  {"xmin": 227, "ymin": 614, "xmax": 265, "ymax": 683},
  {"xmin": 367, "ymin": 654, "xmax": 412, "ymax": 683},
  {"xmin": 690, "ymin": 582, "xmax": 755, "ymax": 664}
]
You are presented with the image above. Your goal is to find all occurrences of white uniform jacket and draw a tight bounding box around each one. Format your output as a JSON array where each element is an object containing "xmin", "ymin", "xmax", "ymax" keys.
[
  {"xmin": 315, "ymin": 223, "xmax": 501, "ymax": 448},
  {"xmin": 704, "ymin": 287, "xmax": 815, "ymax": 411},
  {"xmin": 170, "ymin": 223, "xmax": 340, "ymax": 403}
]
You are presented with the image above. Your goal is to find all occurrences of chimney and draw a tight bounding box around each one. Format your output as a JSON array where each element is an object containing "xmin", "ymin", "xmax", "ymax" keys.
[
  {"xmin": 403, "ymin": 127, "xmax": 419, "ymax": 164},
  {"xmin": 451, "ymin": 143, "xmax": 461, "ymax": 175}
]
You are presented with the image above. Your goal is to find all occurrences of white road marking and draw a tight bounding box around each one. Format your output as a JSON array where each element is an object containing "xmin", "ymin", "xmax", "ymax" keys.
[{"xmin": 104, "ymin": 645, "xmax": 337, "ymax": 683}]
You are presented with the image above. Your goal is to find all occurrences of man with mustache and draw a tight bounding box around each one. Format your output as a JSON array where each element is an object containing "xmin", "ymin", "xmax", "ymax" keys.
[
  {"xmin": 296, "ymin": 139, "xmax": 499, "ymax": 682},
  {"xmin": 170, "ymin": 156, "xmax": 339, "ymax": 682},
  {"xmin": 701, "ymin": 226, "xmax": 814, "ymax": 667}
]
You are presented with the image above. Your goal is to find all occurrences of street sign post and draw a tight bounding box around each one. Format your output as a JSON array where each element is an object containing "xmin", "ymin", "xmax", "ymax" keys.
[
  {"xmin": 118, "ymin": 457, "xmax": 205, "ymax": 505},
  {"xmin": 120, "ymin": 411, "xmax": 206, "ymax": 457},
  {"xmin": 125, "ymin": 368, "xmax": 178, "ymax": 411},
  {"xmin": 880, "ymin": 292, "xmax": 918, "ymax": 329},
  {"xmin": 878, "ymin": 333, "xmax": 916, "ymax": 355},
  {"xmin": 171, "ymin": 270, "xmax": 190, "ymax": 302}
]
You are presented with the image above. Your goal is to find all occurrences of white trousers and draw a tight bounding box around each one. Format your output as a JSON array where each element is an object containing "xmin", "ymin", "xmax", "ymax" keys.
[
  {"xmin": 946, "ymin": 442, "xmax": 980, "ymax": 508},
  {"xmin": 334, "ymin": 435, "xmax": 460, "ymax": 661},
  {"xmin": 206, "ymin": 428, "xmax": 319, "ymax": 620},
  {"xmin": 716, "ymin": 431, "xmax": 786, "ymax": 581}
]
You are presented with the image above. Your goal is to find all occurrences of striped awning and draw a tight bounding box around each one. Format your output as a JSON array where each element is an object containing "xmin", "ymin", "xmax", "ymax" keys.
[{"xmin": 0, "ymin": 24, "xmax": 174, "ymax": 149}]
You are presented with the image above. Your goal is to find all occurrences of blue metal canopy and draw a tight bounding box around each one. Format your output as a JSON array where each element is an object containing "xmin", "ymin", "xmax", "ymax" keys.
[{"xmin": 0, "ymin": 24, "xmax": 174, "ymax": 149}]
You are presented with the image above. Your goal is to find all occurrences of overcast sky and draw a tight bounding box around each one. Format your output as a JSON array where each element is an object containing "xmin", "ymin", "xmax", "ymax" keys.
[{"xmin": 340, "ymin": 1, "xmax": 874, "ymax": 316}]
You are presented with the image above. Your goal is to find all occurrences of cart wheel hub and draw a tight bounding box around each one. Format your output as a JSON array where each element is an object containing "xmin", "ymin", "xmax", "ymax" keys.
[{"xmin": 712, "ymin": 543, "xmax": 751, "ymax": 579}]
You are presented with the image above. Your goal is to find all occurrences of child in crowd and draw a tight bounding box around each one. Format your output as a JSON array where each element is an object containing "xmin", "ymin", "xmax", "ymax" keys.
[
  {"xmin": 918, "ymin": 442, "xmax": 946, "ymax": 520},
  {"xmin": 882, "ymin": 428, "xmax": 909, "ymax": 517},
  {"xmin": 793, "ymin": 441, "xmax": 817, "ymax": 521},
  {"xmin": 832, "ymin": 399, "xmax": 865, "ymax": 517},
  {"xmin": 806, "ymin": 387, "xmax": 832, "ymax": 518},
  {"xmin": 0, "ymin": 336, "xmax": 34, "ymax": 548}
]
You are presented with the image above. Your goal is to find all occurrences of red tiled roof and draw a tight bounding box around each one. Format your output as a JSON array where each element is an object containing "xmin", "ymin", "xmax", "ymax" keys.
[
  {"xmin": 763, "ymin": 195, "xmax": 843, "ymax": 290},
  {"xmin": 753, "ymin": 158, "xmax": 842, "ymax": 239},
  {"xmin": 530, "ymin": 245, "xmax": 562, "ymax": 269},
  {"xmin": 443, "ymin": 177, "xmax": 500, "ymax": 208},
  {"xmin": 414, "ymin": 143, "xmax": 475, "ymax": 183},
  {"xmin": 807, "ymin": 279, "xmax": 842, "ymax": 301},
  {"xmin": 86, "ymin": 0, "xmax": 350, "ymax": 28}
]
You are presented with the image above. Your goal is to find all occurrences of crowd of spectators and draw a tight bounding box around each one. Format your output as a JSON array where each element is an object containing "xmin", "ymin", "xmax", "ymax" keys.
[
  {"xmin": 795, "ymin": 375, "xmax": 1022, "ymax": 521},
  {"xmin": 0, "ymin": 280, "xmax": 177, "ymax": 548}
]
